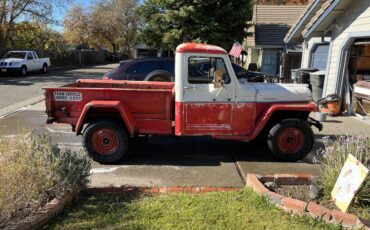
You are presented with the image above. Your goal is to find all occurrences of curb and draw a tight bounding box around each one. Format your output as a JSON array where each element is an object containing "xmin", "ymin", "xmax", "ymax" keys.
[
  {"xmin": 7, "ymin": 188, "xmax": 79, "ymax": 230},
  {"xmin": 0, "ymin": 95, "xmax": 44, "ymax": 119},
  {"xmin": 85, "ymin": 186, "xmax": 243, "ymax": 195},
  {"xmin": 246, "ymin": 173, "xmax": 370, "ymax": 229}
]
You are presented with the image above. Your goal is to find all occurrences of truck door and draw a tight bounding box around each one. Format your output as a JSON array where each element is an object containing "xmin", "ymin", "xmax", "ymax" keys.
[
  {"xmin": 26, "ymin": 52, "xmax": 36, "ymax": 71},
  {"xmin": 179, "ymin": 56, "xmax": 236, "ymax": 135}
]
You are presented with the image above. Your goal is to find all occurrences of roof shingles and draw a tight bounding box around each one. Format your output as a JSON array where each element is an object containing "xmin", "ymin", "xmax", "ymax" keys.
[{"xmin": 247, "ymin": 5, "xmax": 308, "ymax": 47}]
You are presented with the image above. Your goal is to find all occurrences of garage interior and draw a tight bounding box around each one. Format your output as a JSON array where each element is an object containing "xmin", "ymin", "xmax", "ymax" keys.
[{"xmin": 346, "ymin": 38, "xmax": 370, "ymax": 117}]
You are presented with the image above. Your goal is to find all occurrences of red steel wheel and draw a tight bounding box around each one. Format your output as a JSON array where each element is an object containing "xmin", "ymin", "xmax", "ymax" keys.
[
  {"xmin": 276, "ymin": 128, "xmax": 305, "ymax": 155},
  {"xmin": 91, "ymin": 128, "xmax": 120, "ymax": 155},
  {"xmin": 83, "ymin": 120, "xmax": 129, "ymax": 163},
  {"xmin": 267, "ymin": 118, "xmax": 314, "ymax": 162}
]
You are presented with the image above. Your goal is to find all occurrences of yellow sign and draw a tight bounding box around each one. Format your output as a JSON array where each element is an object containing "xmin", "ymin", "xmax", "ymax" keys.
[{"xmin": 331, "ymin": 154, "xmax": 369, "ymax": 212}]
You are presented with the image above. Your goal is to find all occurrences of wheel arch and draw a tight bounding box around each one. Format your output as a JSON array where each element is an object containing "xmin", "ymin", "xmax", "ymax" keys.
[
  {"xmin": 144, "ymin": 70, "xmax": 174, "ymax": 82},
  {"xmin": 76, "ymin": 100, "xmax": 138, "ymax": 137},
  {"xmin": 250, "ymin": 102, "xmax": 318, "ymax": 140}
]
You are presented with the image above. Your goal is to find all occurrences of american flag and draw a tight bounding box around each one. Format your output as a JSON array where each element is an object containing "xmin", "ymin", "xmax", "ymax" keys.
[{"xmin": 229, "ymin": 42, "xmax": 242, "ymax": 58}]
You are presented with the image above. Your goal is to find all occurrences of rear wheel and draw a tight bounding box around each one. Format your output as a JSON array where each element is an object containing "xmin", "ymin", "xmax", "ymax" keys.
[
  {"xmin": 144, "ymin": 70, "xmax": 173, "ymax": 82},
  {"xmin": 267, "ymin": 119, "xmax": 314, "ymax": 162},
  {"xmin": 83, "ymin": 120, "xmax": 129, "ymax": 163}
]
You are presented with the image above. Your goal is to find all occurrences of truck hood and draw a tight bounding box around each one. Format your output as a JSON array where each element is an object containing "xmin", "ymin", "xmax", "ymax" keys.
[
  {"xmin": 0, "ymin": 58, "xmax": 23, "ymax": 62},
  {"xmin": 249, "ymin": 83, "xmax": 312, "ymax": 102}
]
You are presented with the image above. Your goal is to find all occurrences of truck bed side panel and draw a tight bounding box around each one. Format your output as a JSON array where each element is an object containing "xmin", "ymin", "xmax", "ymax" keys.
[{"xmin": 44, "ymin": 80, "xmax": 174, "ymax": 135}]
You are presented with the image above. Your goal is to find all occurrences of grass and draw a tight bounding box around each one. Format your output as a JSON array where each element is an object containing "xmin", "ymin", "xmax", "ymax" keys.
[{"xmin": 49, "ymin": 189, "xmax": 340, "ymax": 230}]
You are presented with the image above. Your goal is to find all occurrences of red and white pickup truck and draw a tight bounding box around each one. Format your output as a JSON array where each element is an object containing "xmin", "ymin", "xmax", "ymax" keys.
[{"xmin": 44, "ymin": 43, "xmax": 322, "ymax": 163}]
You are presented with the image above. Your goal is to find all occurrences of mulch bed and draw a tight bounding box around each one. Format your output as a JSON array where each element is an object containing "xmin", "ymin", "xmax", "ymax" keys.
[{"xmin": 274, "ymin": 185, "xmax": 312, "ymax": 203}]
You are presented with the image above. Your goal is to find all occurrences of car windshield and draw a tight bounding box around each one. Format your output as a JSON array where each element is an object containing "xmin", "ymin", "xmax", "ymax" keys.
[{"xmin": 3, "ymin": 52, "xmax": 27, "ymax": 59}]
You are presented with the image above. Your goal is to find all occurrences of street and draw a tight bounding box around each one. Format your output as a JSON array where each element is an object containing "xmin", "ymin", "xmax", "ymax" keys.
[{"xmin": 1, "ymin": 64, "xmax": 369, "ymax": 188}]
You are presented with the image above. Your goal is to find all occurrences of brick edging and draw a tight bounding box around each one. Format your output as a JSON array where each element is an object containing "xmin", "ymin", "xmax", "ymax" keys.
[
  {"xmin": 85, "ymin": 186, "xmax": 243, "ymax": 195},
  {"xmin": 7, "ymin": 188, "xmax": 79, "ymax": 230},
  {"xmin": 246, "ymin": 174, "xmax": 370, "ymax": 229}
]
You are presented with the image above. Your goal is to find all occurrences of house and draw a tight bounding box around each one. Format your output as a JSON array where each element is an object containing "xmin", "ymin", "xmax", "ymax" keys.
[
  {"xmin": 245, "ymin": 5, "xmax": 307, "ymax": 74},
  {"xmin": 285, "ymin": 0, "xmax": 370, "ymax": 110},
  {"xmin": 131, "ymin": 43, "xmax": 160, "ymax": 59}
]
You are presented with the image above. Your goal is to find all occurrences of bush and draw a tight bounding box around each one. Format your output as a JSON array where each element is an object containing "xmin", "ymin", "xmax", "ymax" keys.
[
  {"xmin": 316, "ymin": 135, "xmax": 370, "ymax": 217},
  {"xmin": 0, "ymin": 133, "xmax": 91, "ymax": 225}
]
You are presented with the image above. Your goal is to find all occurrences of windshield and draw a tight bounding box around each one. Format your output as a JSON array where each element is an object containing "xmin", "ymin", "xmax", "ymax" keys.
[{"xmin": 3, "ymin": 52, "xmax": 27, "ymax": 59}]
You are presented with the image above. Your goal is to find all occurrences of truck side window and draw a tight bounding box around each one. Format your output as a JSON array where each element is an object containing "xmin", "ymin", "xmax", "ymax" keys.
[
  {"xmin": 126, "ymin": 63, "xmax": 139, "ymax": 74},
  {"xmin": 188, "ymin": 57, "xmax": 230, "ymax": 84},
  {"xmin": 27, "ymin": 53, "xmax": 33, "ymax": 60}
]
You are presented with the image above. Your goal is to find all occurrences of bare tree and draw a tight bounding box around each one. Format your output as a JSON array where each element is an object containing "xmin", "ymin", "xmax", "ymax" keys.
[
  {"xmin": 63, "ymin": 5, "xmax": 91, "ymax": 47},
  {"xmin": 90, "ymin": 0, "xmax": 139, "ymax": 55},
  {"xmin": 63, "ymin": 0, "xmax": 139, "ymax": 55},
  {"xmin": 0, "ymin": 0, "xmax": 69, "ymax": 48}
]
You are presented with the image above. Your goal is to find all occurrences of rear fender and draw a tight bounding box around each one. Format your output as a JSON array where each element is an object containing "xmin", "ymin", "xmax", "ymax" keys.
[
  {"xmin": 250, "ymin": 102, "xmax": 319, "ymax": 140},
  {"xmin": 75, "ymin": 100, "xmax": 137, "ymax": 137}
]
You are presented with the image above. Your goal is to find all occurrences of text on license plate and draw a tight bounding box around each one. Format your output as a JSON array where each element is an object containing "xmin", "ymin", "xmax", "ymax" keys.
[
  {"xmin": 53, "ymin": 91, "xmax": 82, "ymax": 102},
  {"xmin": 1, "ymin": 69, "xmax": 6, "ymax": 72}
]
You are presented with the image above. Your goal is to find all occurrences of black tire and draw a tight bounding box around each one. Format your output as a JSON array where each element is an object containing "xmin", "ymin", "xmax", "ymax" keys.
[
  {"xmin": 267, "ymin": 118, "xmax": 314, "ymax": 162},
  {"xmin": 20, "ymin": 66, "xmax": 27, "ymax": 76},
  {"xmin": 144, "ymin": 70, "xmax": 173, "ymax": 82},
  {"xmin": 41, "ymin": 64, "xmax": 47, "ymax": 73},
  {"xmin": 83, "ymin": 119, "xmax": 129, "ymax": 163}
]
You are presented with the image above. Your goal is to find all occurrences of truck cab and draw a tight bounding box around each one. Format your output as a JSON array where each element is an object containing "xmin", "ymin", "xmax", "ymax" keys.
[{"xmin": 44, "ymin": 43, "xmax": 322, "ymax": 163}]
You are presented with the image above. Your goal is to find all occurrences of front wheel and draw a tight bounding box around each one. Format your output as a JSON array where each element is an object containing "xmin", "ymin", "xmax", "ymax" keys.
[
  {"xmin": 41, "ymin": 64, "xmax": 47, "ymax": 73},
  {"xmin": 20, "ymin": 66, "xmax": 27, "ymax": 76},
  {"xmin": 83, "ymin": 120, "xmax": 129, "ymax": 163},
  {"xmin": 267, "ymin": 119, "xmax": 314, "ymax": 162}
]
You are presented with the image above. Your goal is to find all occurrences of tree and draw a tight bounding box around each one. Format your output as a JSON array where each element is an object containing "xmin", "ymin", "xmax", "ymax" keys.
[
  {"xmin": 0, "ymin": 0, "xmax": 70, "ymax": 48},
  {"xmin": 63, "ymin": 0, "xmax": 139, "ymax": 55},
  {"xmin": 63, "ymin": 6, "xmax": 91, "ymax": 48},
  {"xmin": 138, "ymin": 0, "xmax": 253, "ymax": 50}
]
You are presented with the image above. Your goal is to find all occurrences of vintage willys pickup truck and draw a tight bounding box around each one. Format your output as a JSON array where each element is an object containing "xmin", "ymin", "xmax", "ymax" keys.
[{"xmin": 44, "ymin": 43, "xmax": 322, "ymax": 163}]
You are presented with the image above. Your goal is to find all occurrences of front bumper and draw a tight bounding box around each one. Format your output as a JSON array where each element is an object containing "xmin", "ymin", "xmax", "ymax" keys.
[
  {"xmin": 308, "ymin": 117, "xmax": 323, "ymax": 131},
  {"xmin": 0, "ymin": 67, "xmax": 21, "ymax": 74}
]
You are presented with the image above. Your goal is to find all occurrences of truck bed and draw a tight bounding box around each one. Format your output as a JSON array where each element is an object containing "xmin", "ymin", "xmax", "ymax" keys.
[{"xmin": 44, "ymin": 79, "xmax": 175, "ymax": 135}]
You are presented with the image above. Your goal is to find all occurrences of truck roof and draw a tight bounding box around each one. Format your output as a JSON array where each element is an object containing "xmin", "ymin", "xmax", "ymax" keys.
[{"xmin": 176, "ymin": 43, "xmax": 227, "ymax": 55}]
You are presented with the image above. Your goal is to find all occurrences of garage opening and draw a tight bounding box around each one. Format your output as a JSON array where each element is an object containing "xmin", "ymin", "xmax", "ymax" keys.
[{"xmin": 346, "ymin": 38, "xmax": 370, "ymax": 116}]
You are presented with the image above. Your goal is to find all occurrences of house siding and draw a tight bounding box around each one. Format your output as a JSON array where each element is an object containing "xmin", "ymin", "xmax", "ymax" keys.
[{"xmin": 325, "ymin": 0, "xmax": 370, "ymax": 95}]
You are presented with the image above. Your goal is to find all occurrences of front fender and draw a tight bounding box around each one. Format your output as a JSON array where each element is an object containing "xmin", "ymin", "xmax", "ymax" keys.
[
  {"xmin": 75, "ymin": 100, "xmax": 138, "ymax": 137},
  {"xmin": 249, "ymin": 101, "xmax": 319, "ymax": 140}
]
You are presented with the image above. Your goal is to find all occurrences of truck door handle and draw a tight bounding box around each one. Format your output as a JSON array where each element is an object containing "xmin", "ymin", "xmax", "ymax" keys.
[{"xmin": 184, "ymin": 86, "xmax": 197, "ymax": 89}]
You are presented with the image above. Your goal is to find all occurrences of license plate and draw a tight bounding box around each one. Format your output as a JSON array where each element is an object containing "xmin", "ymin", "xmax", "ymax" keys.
[{"xmin": 1, "ymin": 69, "xmax": 6, "ymax": 73}]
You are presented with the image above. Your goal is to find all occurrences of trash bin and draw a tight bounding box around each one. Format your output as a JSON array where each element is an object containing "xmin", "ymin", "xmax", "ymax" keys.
[
  {"xmin": 295, "ymin": 68, "xmax": 318, "ymax": 84},
  {"xmin": 310, "ymin": 71, "xmax": 326, "ymax": 102}
]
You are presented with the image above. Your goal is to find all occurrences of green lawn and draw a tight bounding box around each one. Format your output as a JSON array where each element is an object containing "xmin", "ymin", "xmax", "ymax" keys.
[{"xmin": 49, "ymin": 189, "xmax": 340, "ymax": 230}]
